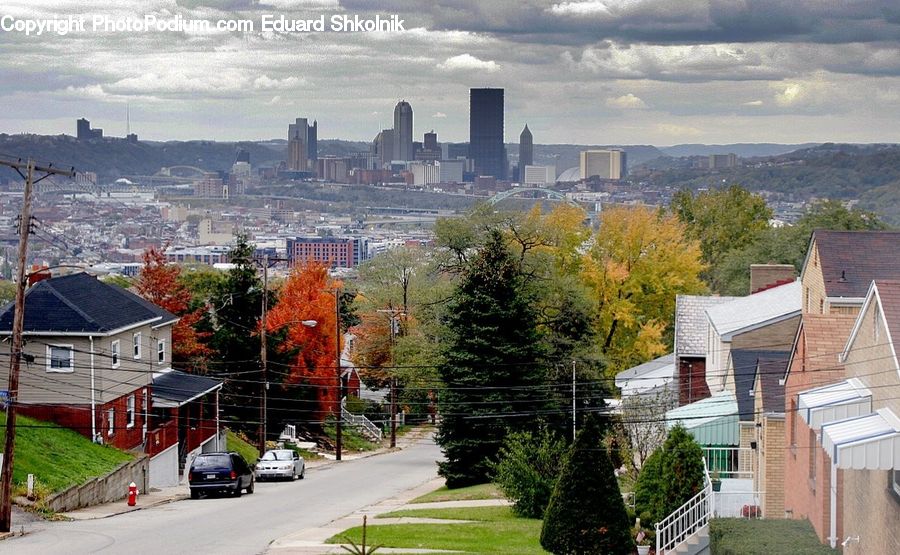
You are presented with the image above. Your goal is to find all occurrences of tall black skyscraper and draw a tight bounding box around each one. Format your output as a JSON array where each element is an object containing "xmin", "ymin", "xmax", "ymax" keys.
[
  {"xmin": 469, "ymin": 88, "xmax": 506, "ymax": 179},
  {"xmin": 519, "ymin": 124, "xmax": 533, "ymax": 169}
]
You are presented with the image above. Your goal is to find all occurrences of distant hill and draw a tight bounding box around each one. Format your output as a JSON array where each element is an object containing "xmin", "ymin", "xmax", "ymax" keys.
[{"xmin": 660, "ymin": 143, "xmax": 819, "ymax": 158}]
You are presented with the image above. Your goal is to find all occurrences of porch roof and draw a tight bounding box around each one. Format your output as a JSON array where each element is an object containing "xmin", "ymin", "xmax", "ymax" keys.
[
  {"xmin": 797, "ymin": 377, "xmax": 872, "ymax": 430},
  {"xmin": 821, "ymin": 408, "xmax": 900, "ymax": 470},
  {"xmin": 665, "ymin": 390, "xmax": 739, "ymax": 446},
  {"xmin": 152, "ymin": 369, "xmax": 222, "ymax": 408}
]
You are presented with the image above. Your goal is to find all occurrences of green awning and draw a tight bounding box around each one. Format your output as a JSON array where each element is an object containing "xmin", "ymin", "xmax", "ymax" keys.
[{"xmin": 666, "ymin": 391, "xmax": 739, "ymax": 446}]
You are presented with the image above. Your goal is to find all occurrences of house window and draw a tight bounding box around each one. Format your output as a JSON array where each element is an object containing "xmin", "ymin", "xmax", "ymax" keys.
[
  {"xmin": 127, "ymin": 395, "xmax": 135, "ymax": 429},
  {"xmin": 47, "ymin": 345, "xmax": 74, "ymax": 373},
  {"xmin": 893, "ymin": 470, "xmax": 900, "ymax": 498},
  {"xmin": 133, "ymin": 332, "xmax": 141, "ymax": 359},
  {"xmin": 157, "ymin": 339, "xmax": 165, "ymax": 364},
  {"xmin": 111, "ymin": 340, "xmax": 120, "ymax": 368},
  {"xmin": 819, "ymin": 298, "xmax": 824, "ymax": 314},
  {"xmin": 107, "ymin": 408, "xmax": 115, "ymax": 437}
]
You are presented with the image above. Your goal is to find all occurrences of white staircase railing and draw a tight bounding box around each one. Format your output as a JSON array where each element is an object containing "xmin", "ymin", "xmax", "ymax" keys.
[
  {"xmin": 341, "ymin": 401, "xmax": 383, "ymax": 441},
  {"xmin": 655, "ymin": 458, "xmax": 713, "ymax": 554}
]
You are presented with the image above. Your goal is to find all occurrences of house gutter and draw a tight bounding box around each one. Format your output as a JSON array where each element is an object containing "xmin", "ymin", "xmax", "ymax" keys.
[
  {"xmin": 829, "ymin": 458, "xmax": 837, "ymax": 549},
  {"xmin": 89, "ymin": 335, "xmax": 97, "ymax": 442}
]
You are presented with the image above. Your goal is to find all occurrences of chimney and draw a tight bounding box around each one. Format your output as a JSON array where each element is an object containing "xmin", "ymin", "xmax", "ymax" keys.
[{"xmin": 749, "ymin": 264, "xmax": 796, "ymax": 294}]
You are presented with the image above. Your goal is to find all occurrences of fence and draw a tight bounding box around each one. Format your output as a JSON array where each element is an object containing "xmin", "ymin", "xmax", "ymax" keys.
[
  {"xmin": 712, "ymin": 490, "xmax": 766, "ymax": 519},
  {"xmin": 341, "ymin": 402, "xmax": 383, "ymax": 441},
  {"xmin": 655, "ymin": 459, "xmax": 712, "ymax": 553}
]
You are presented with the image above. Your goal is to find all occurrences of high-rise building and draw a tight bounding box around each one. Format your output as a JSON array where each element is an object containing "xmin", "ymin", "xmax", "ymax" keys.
[
  {"xmin": 416, "ymin": 130, "xmax": 441, "ymax": 162},
  {"xmin": 77, "ymin": 118, "xmax": 91, "ymax": 140},
  {"xmin": 372, "ymin": 129, "xmax": 394, "ymax": 168},
  {"xmin": 523, "ymin": 165, "xmax": 555, "ymax": 186},
  {"xmin": 288, "ymin": 117, "xmax": 308, "ymax": 171},
  {"xmin": 393, "ymin": 100, "xmax": 413, "ymax": 161},
  {"xmin": 519, "ymin": 124, "xmax": 533, "ymax": 170},
  {"xmin": 469, "ymin": 88, "xmax": 506, "ymax": 179},
  {"xmin": 579, "ymin": 149, "xmax": 627, "ymax": 180},
  {"xmin": 709, "ymin": 153, "xmax": 737, "ymax": 168},
  {"xmin": 308, "ymin": 120, "xmax": 318, "ymax": 164}
]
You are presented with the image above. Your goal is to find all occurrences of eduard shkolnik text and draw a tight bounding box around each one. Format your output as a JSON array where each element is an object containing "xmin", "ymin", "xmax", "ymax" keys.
[{"xmin": 0, "ymin": 14, "xmax": 406, "ymax": 36}]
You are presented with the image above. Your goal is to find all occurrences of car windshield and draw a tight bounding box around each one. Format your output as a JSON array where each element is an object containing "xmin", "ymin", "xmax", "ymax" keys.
[
  {"xmin": 193, "ymin": 455, "xmax": 231, "ymax": 469},
  {"xmin": 261, "ymin": 450, "xmax": 293, "ymax": 461}
]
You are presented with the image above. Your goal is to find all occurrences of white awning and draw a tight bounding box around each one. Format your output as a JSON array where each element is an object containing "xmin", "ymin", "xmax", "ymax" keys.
[
  {"xmin": 797, "ymin": 378, "xmax": 871, "ymax": 430},
  {"xmin": 821, "ymin": 408, "xmax": 900, "ymax": 470}
]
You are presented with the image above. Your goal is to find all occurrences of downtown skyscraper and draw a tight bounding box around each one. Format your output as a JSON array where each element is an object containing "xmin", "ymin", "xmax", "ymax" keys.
[
  {"xmin": 469, "ymin": 88, "xmax": 506, "ymax": 179},
  {"xmin": 393, "ymin": 100, "xmax": 413, "ymax": 161}
]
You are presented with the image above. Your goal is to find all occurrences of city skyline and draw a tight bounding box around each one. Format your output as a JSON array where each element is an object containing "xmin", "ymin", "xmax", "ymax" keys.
[{"xmin": 1, "ymin": 1, "xmax": 899, "ymax": 145}]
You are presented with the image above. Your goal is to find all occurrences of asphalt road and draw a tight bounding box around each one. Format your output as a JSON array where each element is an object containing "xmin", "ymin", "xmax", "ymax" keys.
[{"xmin": 2, "ymin": 437, "xmax": 442, "ymax": 555}]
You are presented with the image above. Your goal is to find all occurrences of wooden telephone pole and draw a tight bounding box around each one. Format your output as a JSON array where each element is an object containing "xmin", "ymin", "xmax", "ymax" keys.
[{"xmin": 0, "ymin": 158, "xmax": 74, "ymax": 533}]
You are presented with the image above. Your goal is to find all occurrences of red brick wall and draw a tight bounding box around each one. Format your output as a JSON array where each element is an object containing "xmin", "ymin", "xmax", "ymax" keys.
[
  {"xmin": 678, "ymin": 357, "xmax": 710, "ymax": 406},
  {"xmin": 19, "ymin": 388, "xmax": 148, "ymax": 451}
]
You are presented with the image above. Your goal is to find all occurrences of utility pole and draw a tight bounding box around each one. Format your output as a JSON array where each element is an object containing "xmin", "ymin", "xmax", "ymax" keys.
[
  {"xmin": 258, "ymin": 254, "xmax": 269, "ymax": 456},
  {"xmin": 334, "ymin": 287, "xmax": 342, "ymax": 461},
  {"xmin": 572, "ymin": 360, "xmax": 576, "ymax": 441},
  {"xmin": 378, "ymin": 306, "xmax": 403, "ymax": 449},
  {"xmin": 0, "ymin": 157, "xmax": 74, "ymax": 533},
  {"xmin": 390, "ymin": 376, "xmax": 397, "ymax": 448}
]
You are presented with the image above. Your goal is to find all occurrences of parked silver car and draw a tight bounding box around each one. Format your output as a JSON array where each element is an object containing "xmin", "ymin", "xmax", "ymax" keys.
[{"xmin": 255, "ymin": 449, "xmax": 305, "ymax": 481}]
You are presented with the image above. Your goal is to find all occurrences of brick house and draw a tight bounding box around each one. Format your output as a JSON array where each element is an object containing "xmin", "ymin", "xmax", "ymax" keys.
[
  {"xmin": 0, "ymin": 273, "xmax": 221, "ymax": 488},
  {"xmin": 800, "ymin": 230, "xmax": 900, "ymax": 316},
  {"xmin": 783, "ymin": 313, "xmax": 857, "ymax": 543},
  {"xmin": 823, "ymin": 280, "xmax": 900, "ymax": 551},
  {"xmin": 752, "ymin": 354, "xmax": 789, "ymax": 519}
]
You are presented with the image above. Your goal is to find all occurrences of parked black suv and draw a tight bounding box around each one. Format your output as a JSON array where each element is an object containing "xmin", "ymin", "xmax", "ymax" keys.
[{"xmin": 188, "ymin": 452, "xmax": 255, "ymax": 499}]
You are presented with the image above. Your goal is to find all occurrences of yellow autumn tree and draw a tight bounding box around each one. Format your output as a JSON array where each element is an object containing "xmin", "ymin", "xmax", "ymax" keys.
[{"xmin": 582, "ymin": 205, "xmax": 706, "ymax": 375}]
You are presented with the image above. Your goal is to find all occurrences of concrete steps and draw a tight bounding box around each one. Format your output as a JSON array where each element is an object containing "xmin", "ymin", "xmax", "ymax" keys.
[{"xmin": 673, "ymin": 524, "xmax": 710, "ymax": 555}]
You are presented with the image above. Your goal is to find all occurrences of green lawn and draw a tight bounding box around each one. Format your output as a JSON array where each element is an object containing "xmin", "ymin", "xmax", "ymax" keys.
[
  {"xmin": 711, "ymin": 518, "xmax": 838, "ymax": 555},
  {"xmin": 323, "ymin": 421, "xmax": 376, "ymax": 452},
  {"xmin": 411, "ymin": 482, "xmax": 504, "ymax": 504},
  {"xmin": 0, "ymin": 413, "xmax": 133, "ymax": 495},
  {"xmin": 226, "ymin": 429, "xmax": 260, "ymax": 464},
  {"xmin": 329, "ymin": 506, "xmax": 547, "ymax": 554}
]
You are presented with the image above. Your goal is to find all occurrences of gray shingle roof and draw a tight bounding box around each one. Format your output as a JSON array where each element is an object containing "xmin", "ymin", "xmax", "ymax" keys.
[
  {"xmin": 810, "ymin": 230, "xmax": 900, "ymax": 299},
  {"xmin": 730, "ymin": 349, "xmax": 789, "ymax": 421},
  {"xmin": 0, "ymin": 273, "xmax": 177, "ymax": 334},
  {"xmin": 152, "ymin": 370, "xmax": 222, "ymax": 406},
  {"xmin": 706, "ymin": 281, "xmax": 801, "ymax": 340},
  {"xmin": 675, "ymin": 294, "xmax": 739, "ymax": 357}
]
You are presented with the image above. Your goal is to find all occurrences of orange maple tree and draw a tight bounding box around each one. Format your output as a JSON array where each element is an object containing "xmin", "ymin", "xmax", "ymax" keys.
[
  {"xmin": 136, "ymin": 246, "xmax": 212, "ymax": 370},
  {"xmin": 266, "ymin": 261, "xmax": 342, "ymax": 421}
]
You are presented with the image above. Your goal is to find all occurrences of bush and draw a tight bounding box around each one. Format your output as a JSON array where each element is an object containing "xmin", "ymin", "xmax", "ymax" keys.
[
  {"xmin": 540, "ymin": 416, "xmax": 634, "ymax": 555},
  {"xmin": 633, "ymin": 448, "xmax": 666, "ymax": 524},
  {"xmin": 492, "ymin": 429, "xmax": 566, "ymax": 518},
  {"xmin": 634, "ymin": 425, "xmax": 706, "ymax": 524}
]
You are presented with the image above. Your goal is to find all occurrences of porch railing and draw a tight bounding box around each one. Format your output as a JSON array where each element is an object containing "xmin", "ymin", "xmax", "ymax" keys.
[
  {"xmin": 341, "ymin": 401, "xmax": 383, "ymax": 441},
  {"xmin": 655, "ymin": 458, "xmax": 713, "ymax": 554},
  {"xmin": 146, "ymin": 420, "xmax": 177, "ymax": 458},
  {"xmin": 703, "ymin": 446, "xmax": 754, "ymax": 479},
  {"xmin": 712, "ymin": 490, "xmax": 766, "ymax": 519}
]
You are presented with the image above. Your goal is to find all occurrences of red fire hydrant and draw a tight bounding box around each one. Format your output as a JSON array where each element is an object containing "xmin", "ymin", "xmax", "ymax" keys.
[{"xmin": 127, "ymin": 482, "xmax": 138, "ymax": 506}]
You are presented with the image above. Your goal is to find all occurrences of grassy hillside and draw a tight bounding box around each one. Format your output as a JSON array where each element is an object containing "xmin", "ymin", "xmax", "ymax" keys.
[
  {"xmin": 226, "ymin": 429, "xmax": 260, "ymax": 464},
  {"xmin": 0, "ymin": 413, "xmax": 133, "ymax": 494}
]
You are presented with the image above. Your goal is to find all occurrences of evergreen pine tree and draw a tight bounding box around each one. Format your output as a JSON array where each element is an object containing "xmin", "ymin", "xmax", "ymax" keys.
[
  {"xmin": 436, "ymin": 230, "xmax": 545, "ymax": 487},
  {"xmin": 540, "ymin": 416, "xmax": 634, "ymax": 555}
]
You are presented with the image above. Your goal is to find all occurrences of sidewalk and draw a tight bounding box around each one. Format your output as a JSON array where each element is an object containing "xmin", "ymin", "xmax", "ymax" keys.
[{"xmin": 57, "ymin": 425, "xmax": 435, "ymax": 521}]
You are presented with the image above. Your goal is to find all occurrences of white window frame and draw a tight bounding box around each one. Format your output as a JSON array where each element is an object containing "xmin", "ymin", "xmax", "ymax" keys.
[
  {"xmin": 157, "ymin": 339, "xmax": 165, "ymax": 364},
  {"xmin": 133, "ymin": 332, "xmax": 142, "ymax": 360},
  {"xmin": 111, "ymin": 340, "xmax": 120, "ymax": 368},
  {"xmin": 46, "ymin": 344, "xmax": 74, "ymax": 373},
  {"xmin": 107, "ymin": 407, "xmax": 115, "ymax": 437},
  {"xmin": 893, "ymin": 470, "xmax": 900, "ymax": 498},
  {"xmin": 126, "ymin": 394, "xmax": 135, "ymax": 429}
]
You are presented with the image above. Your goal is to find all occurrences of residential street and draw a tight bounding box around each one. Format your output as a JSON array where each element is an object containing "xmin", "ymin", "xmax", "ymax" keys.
[{"xmin": 1, "ymin": 436, "xmax": 441, "ymax": 555}]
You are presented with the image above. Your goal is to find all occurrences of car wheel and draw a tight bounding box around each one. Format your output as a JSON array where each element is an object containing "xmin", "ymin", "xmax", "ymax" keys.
[
  {"xmin": 290, "ymin": 469, "xmax": 296, "ymax": 481},
  {"xmin": 233, "ymin": 483, "xmax": 242, "ymax": 497},
  {"xmin": 299, "ymin": 466, "xmax": 305, "ymax": 480},
  {"xmin": 190, "ymin": 489, "xmax": 199, "ymax": 500},
  {"xmin": 246, "ymin": 478, "xmax": 254, "ymax": 494}
]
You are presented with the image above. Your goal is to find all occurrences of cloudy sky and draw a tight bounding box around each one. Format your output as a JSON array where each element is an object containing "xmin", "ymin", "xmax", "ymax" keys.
[{"xmin": 2, "ymin": 0, "xmax": 899, "ymax": 145}]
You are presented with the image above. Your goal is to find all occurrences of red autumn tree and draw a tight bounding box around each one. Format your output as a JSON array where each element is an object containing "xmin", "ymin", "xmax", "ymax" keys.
[
  {"xmin": 136, "ymin": 246, "xmax": 212, "ymax": 371},
  {"xmin": 266, "ymin": 261, "xmax": 342, "ymax": 421}
]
